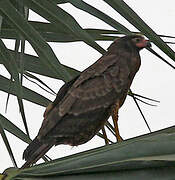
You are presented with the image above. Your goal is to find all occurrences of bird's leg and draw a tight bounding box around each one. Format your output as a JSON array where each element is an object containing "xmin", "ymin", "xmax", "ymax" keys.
[
  {"xmin": 43, "ymin": 103, "xmax": 53, "ymax": 119},
  {"xmin": 102, "ymin": 126, "xmax": 109, "ymax": 145},
  {"xmin": 112, "ymin": 102, "xmax": 123, "ymax": 142}
]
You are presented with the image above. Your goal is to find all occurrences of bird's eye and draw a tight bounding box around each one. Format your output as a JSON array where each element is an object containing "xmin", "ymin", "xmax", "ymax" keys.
[{"xmin": 134, "ymin": 38, "xmax": 140, "ymax": 42}]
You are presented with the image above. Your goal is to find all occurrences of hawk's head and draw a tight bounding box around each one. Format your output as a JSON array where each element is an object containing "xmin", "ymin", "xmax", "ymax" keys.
[
  {"xmin": 107, "ymin": 35, "xmax": 151, "ymax": 53},
  {"xmin": 122, "ymin": 35, "xmax": 151, "ymax": 50}
]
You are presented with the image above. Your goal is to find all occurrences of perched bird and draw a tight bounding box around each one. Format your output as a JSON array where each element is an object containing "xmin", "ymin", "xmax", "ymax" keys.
[{"xmin": 22, "ymin": 35, "xmax": 151, "ymax": 168}]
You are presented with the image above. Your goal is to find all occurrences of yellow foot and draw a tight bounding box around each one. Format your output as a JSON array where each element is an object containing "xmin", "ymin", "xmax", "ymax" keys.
[
  {"xmin": 102, "ymin": 126, "xmax": 109, "ymax": 145},
  {"xmin": 112, "ymin": 102, "xmax": 123, "ymax": 142},
  {"xmin": 116, "ymin": 134, "xmax": 123, "ymax": 142}
]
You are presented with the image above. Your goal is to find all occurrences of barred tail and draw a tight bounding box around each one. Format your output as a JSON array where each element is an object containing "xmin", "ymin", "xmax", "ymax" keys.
[{"xmin": 21, "ymin": 138, "xmax": 53, "ymax": 168}]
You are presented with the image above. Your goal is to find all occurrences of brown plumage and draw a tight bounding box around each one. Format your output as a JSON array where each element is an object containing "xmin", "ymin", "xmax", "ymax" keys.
[{"xmin": 22, "ymin": 35, "xmax": 151, "ymax": 168}]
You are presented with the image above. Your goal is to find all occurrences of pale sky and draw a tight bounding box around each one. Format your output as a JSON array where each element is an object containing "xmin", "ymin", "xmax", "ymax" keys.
[{"xmin": 0, "ymin": 0, "xmax": 175, "ymax": 172}]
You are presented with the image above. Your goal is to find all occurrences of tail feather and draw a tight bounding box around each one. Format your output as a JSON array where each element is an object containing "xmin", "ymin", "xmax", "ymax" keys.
[{"xmin": 21, "ymin": 138, "xmax": 53, "ymax": 168}]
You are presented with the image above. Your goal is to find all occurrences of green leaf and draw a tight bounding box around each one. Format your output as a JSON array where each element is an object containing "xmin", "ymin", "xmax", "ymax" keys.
[
  {"xmin": 1, "ymin": 21, "xmax": 118, "ymax": 42},
  {"xmin": 2, "ymin": 21, "xmax": 175, "ymax": 42},
  {"xmin": 0, "ymin": 0, "xmax": 72, "ymax": 82},
  {"xmin": 53, "ymin": 0, "xmax": 69, "ymax": 4},
  {"xmin": 103, "ymin": 0, "xmax": 175, "ymax": 62},
  {"xmin": 69, "ymin": 0, "xmax": 131, "ymax": 34},
  {"xmin": 0, "ymin": 29, "xmax": 30, "ymax": 135},
  {"xmin": 147, "ymin": 47, "xmax": 175, "ymax": 69},
  {"xmin": 0, "ymin": 116, "xmax": 17, "ymax": 167},
  {"xmin": 24, "ymin": 72, "xmax": 56, "ymax": 95},
  {"xmin": 0, "ymin": 21, "xmax": 22, "ymax": 104},
  {"xmin": 0, "ymin": 75, "xmax": 51, "ymax": 107},
  {"xmin": 0, "ymin": 113, "xmax": 31, "ymax": 144},
  {"xmin": 130, "ymin": 89, "xmax": 151, "ymax": 132},
  {"xmin": 0, "ymin": 50, "xmax": 80, "ymax": 80},
  {"xmin": 0, "ymin": 39, "xmax": 19, "ymax": 81},
  {"xmin": 14, "ymin": 34, "xmax": 30, "ymax": 137},
  {"xmin": 21, "ymin": 0, "xmax": 106, "ymax": 54},
  {"xmin": 5, "ymin": 126, "xmax": 175, "ymax": 179}
]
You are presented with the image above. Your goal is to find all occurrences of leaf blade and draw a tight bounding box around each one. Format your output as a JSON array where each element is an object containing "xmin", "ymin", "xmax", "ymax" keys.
[
  {"xmin": 0, "ymin": 0, "xmax": 72, "ymax": 82},
  {"xmin": 103, "ymin": 0, "xmax": 175, "ymax": 62},
  {"xmin": 0, "ymin": 74, "xmax": 51, "ymax": 107}
]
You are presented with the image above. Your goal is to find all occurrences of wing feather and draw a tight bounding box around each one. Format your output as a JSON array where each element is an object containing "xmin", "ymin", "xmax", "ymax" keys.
[
  {"xmin": 38, "ymin": 53, "xmax": 131, "ymax": 138},
  {"xmin": 59, "ymin": 54, "xmax": 131, "ymax": 116},
  {"xmin": 73, "ymin": 54, "xmax": 117, "ymax": 87}
]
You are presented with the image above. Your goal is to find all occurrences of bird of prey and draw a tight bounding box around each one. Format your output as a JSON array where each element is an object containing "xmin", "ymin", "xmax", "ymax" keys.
[{"xmin": 22, "ymin": 35, "xmax": 151, "ymax": 168}]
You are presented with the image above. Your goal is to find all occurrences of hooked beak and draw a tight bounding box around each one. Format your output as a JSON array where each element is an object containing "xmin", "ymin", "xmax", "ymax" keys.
[
  {"xmin": 145, "ymin": 40, "xmax": 152, "ymax": 48},
  {"xmin": 136, "ymin": 39, "xmax": 152, "ymax": 48}
]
